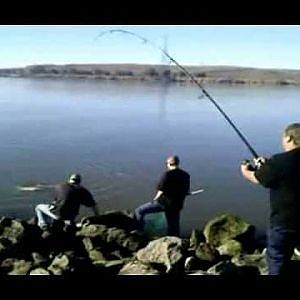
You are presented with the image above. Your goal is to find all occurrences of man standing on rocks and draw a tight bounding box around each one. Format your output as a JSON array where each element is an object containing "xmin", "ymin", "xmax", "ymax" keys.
[
  {"xmin": 241, "ymin": 123, "xmax": 300, "ymax": 275},
  {"xmin": 35, "ymin": 174, "xmax": 99, "ymax": 230},
  {"xmin": 134, "ymin": 155, "xmax": 190, "ymax": 237}
]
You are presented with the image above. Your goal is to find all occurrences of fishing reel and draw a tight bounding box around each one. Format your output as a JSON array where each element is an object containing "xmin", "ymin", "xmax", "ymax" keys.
[{"xmin": 241, "ymin": 157, "xmax": 265, "ymax": 171}]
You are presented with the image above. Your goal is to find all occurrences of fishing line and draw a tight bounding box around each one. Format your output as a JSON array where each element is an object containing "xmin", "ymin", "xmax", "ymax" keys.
[{"xmin": 95, "ymin": 29, "xmax": 259, "ymax": 159}]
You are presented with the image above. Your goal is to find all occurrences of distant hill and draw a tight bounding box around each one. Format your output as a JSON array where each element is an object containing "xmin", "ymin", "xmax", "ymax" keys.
[{"xmin": 1, "ymin": 64, "xmax": 300, "ymax": 85}]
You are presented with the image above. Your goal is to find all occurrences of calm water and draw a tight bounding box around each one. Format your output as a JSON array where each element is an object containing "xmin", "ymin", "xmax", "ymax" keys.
[{"xmin": 0, "ymin": 77, "xmax": 299, "ymax": 236}]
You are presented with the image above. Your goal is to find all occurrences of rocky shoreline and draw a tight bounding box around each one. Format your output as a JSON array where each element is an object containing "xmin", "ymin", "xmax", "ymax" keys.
[{"xmin": 1, "ymin": 210, "xmax": 300, "ymax": 275}]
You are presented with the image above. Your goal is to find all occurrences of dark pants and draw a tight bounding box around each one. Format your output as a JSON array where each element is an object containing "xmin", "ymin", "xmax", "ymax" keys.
[
  {"xmin": 267, "ymin": 226, "xmax": 299, "ymax": 275},
  {"xmin": 134, "ymin": 201, "xmax": 181, "ymax": 237}
]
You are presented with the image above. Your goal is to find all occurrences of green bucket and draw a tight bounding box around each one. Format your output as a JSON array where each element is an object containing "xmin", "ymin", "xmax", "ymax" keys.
[{"xmin": 143, "ymin": 212, "xmax": 167, "ymax": 237}]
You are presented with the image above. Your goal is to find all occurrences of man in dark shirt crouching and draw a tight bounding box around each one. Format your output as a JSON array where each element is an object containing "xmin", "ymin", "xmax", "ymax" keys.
[
  {"xmin": 241, "ymin": 123, "xmax": 300, "ymax": 275},
  {"xmin": 134, "ymin": 155, "xmax": 190, "ymax": 237},
  {"xmin": 35, "ymin": 174, "xmax": 99, "ymax": 230}
]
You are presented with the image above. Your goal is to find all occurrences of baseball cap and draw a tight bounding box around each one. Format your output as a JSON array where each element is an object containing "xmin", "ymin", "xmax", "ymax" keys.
[{"xmin": 68, "ymin": 174, "xmax": 81, "ymax": 184}]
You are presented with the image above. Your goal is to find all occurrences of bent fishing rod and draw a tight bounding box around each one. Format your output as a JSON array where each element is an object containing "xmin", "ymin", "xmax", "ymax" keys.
[{"xmin": 96, "ymin": 29, "xmax": 260, "ymax": 160}]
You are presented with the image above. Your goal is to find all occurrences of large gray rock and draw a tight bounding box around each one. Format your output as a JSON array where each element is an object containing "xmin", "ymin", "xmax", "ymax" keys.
[
  {"xmin": 136, "ymin": 236, "xmax": 184, "ymax": 273},
  {"xmin": 118, "ymin": 260, "xmax": 160, "ymax": 275},
  {"xmin": 203, "ymin": 214, "xmax": 255, "ymax": 251},
  {"xmin": 0, "ymin": 258, "xmax": 33, "ymax": 275}
]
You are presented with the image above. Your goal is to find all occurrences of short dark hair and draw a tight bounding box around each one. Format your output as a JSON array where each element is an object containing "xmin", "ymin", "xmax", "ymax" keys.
[
  {"xmin": 284, "ymin": 123, "xmax": 300, "ymax": 146},
  {"xmin": 167, "ymin": 155, "xmax": 180, "ymax": 166}
]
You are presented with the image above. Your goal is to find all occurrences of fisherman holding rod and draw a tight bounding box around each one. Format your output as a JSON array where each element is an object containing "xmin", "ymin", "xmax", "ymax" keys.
[
  {"xmin": 241, "ymin": 123, "xmax": 300, "ymax": 275},
  {"xmin": 134, "ymin": 155, "xmax": 190, "ymax": 237}
]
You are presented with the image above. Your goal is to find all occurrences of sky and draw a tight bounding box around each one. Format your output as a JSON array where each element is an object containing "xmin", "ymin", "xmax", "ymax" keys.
[{"xmin": 1, "ymin": 25, "xmax": 300, "ymax": 70}]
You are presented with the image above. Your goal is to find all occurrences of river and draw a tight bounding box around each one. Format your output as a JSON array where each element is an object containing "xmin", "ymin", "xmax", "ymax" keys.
[{"xmin": 0, "ymin": 77, "xmax": 299, "ymax": 236}]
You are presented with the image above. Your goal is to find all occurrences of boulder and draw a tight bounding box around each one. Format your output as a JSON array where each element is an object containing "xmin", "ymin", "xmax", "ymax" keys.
[
  {"xmin": 118, "ymin": 260, "xmax": 160, "ymax": 275},
  {"xmin": 208, "ymin": 260, "xmax": 260, "ymax": 276},
  {"xmin": 217, "ymin": 239, "xmax": 243, "ymax": 257},
  {"xmin": 29, "ymin": 268, "xmax": 50, "ymax": 275},
  {"xmin": 0, "ymin": 258, "xmax": 33, "ymax": 275},
  {"xmin": 207, "ymin": 261, "xmax": 240, "ymax": 275},
  {"xmin": 203, "ymin": 214, "xmax": 255, "ymax": 251},
  {"xmin": 187, "ymin": 270, "xmax": 209, "ymax": 275},
  {"xmin": 189, "ymin": 229, "xmax": 205, "ymax": 250},
  {"xmin": 184, "ymin": 256, "xmax": 202, "ymax": 272},
  {"xmin": 40, "ymin": 229, "xmax": 77, "ymax": 256},
  {"xmin": 195, "ymin": 242, "xmax": 219, "ymax": 262},
  {"xmin": 76, "ymin": 224, "xmax": 108, "ymax": 239},
  {"xmin": 93, "ymin": 259, "xmax": 126, "ymax": 274},
  {"xmin": 31, "ymin": 252, "xmax": 49, "ymax": 267},
  {"xmin": 106, "ymin": 227, "xmax": 128, "ymax": 244},
  {"xmin": 47, "ymin": 253, "xmax": 72, "ymax": 275},
  {"xmin": 88, "ymin": 249, "xmax": 106, "ymax": 262},
  {"xmin": 231, "ymin": 253, "xmax": 268, "ymax": 275},
  {"xmin": 136, "ymin": 236, "xmax": 184, "ymax": 273},
  {"xmin": 82, "ymin": 237, "xmax": 94, "ymax": 252},
  {"xmin": 0, "ymin": 219, "xmax": 25, "ymax": 244},
  {"xmin": 80, "ymin": 210, "xmax": 136, "ymax": 231}
]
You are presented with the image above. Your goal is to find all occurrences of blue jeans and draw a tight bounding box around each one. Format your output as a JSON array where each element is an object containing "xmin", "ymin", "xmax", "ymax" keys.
[
  {"xmin": 267, "ymin": 226, "xmax": 299, "ymax": 275},
  {"xmin": 35, "ymin": 204, "xmax": 59, "ymax": 228},
  {"xmin": 134, "ymin": 201, "xmax": 180, "ymax": 237}
]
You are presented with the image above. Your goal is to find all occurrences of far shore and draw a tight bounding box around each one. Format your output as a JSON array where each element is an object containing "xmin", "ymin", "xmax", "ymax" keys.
[{"xmin": 1, "ymin": 64, "xmax": 300, "ymax": 86}]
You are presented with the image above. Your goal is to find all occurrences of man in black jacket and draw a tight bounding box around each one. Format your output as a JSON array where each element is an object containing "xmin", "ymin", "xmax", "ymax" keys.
[
  {"xmin": 35, "ymin": 174, "xmax": 99, "ymax": 229},
  {"xmin": 134, "ymin": 155, "xmax": 190, "ymax": 237},
  {"xmin": 241, "ymin": 123, "xmax": 300, "ymax": 275}
]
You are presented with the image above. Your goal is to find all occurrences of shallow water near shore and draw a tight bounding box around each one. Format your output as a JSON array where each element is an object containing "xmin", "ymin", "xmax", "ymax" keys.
[{"xmin": 0, "ymin": 77, "xmax": 299, "ymax": 237}]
